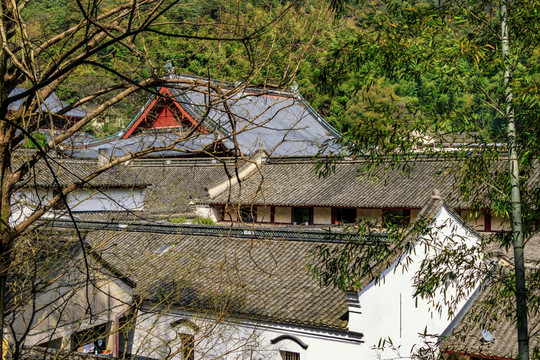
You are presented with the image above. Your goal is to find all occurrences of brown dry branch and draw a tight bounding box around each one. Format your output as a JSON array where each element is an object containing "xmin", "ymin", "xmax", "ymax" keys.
[{"xmin": 0, "ymin": 0, "xmax": 332, "ymax": 357}]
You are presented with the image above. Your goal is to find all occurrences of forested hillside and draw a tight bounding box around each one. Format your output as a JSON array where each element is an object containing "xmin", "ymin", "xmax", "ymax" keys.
[{"xmin": 21, "ymin": 0, "xmax": 540, "ymax": 138}]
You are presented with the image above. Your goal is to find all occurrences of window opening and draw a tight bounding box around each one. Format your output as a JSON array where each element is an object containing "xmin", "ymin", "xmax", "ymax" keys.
[
  {"xmin": 180, "ymin": 333, "xmax": 195, "ymax": 360},
  {"xmin": 72, "ymin": 322, "xmax": 111, "ymax": 355},
  {"xmin": 382, "ymin": 209, "xmax": 410, "ymax": 227},
  {"xmin": 280, "ymin": 350, "xmax": 300, "ymax": 360},
  {"xmin": 292, "ymin": 207, "xmax": 312, "ymax": 225},
  {"xmin": 240, "ymin": 206, "xmax": 256, "ymax": 223},
  {"xmin": 51, "ymin": 189, "xmax": 67, "ymax": 210},
  {"xmin": 117, "ymin": 312, "xmax": 136, "ymax": 358},
  {"xmin": 334, "ymin": 208, "xmax": 356, "ymax": 224}
]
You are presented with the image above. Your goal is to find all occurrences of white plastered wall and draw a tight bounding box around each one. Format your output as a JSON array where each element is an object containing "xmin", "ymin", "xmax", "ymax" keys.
[
  {"xmin": 195, "ymin": 204, "xmax": 221, "ymax": 222},
  {"xmin": 460, "ymin": 209, "xmax": 486, "ymax": 231},
  {"xmin": 10, "ymin": 189, "xmax": 50, "ymax": 225},
  {"xmin": 131, "ymin": 306, "xmax": 364, "ymax": 360},
  {"xmin": 274, "ymin": 207, "xmax": 291, "ymax": 223},
  {"xmin": 67, "ymin": 188, "xmax": 145, "ymax": 211},
  {"xmin": 257, "ymin": 206, "xmax": 272, "ymax": 223},
  {"xmin": 491, "ymin": 215, "xmax": 510, "ymax": 231},
  {"xmin": 357, "ymin": 208, "xmax": 382, "ymax": 223},
  {"xmin": 351, "ymin": 205, "xmax": 483, "ymax": 360},
  {"xmin": 13, "ymin": 265, "xmax": 133, "ymax": 349},
  {"xmin": 313, "ymin": 207, "xmax": 332, "ymax": 225},
  {"xmin": 10, "ymin": 187, "xmax": 145, "ymax": 224}
]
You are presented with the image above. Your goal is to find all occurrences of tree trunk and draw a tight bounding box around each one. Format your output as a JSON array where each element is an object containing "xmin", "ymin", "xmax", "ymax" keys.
[{"xmin": 501, "ymin": 2, "xmax": 529, "ymax": 359}]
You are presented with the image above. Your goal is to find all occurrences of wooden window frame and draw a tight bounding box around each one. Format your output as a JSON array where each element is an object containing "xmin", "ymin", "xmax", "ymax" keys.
[{"xmin": 292, "ymin": 207, "xmax": 313, "ymax": 225}]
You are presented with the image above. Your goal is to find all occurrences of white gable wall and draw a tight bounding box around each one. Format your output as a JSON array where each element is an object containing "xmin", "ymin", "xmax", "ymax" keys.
[
  {"xmin": 10, "ymin": 189, "xmax": 50, "ymax": 224},
  {"xmin": 194, "ymin": 204, "xmax": 221, "ymax": 221},
  {"xmin": 353, "ymin": 205, "xmax": 483, "ymax": 359}
]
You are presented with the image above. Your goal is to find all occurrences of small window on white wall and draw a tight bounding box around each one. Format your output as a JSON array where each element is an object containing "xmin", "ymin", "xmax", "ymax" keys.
[
  {"xmin": 280, "ymin": 350, "xmax": 300, "ymax": 360},
  {"xmin": 270, "ymin": 334, "xmax": 307, "ymax": 359},
  {"xmin": 170, "ymin": 319, "xmax": 198, "ymax": 360},
  {"xmin": 180, "ymin": 333, "xmax": 194, "ymax": 360},
  {"xmin": 51, "ymin": 189, "xmax": 67, "ymax": 210}
]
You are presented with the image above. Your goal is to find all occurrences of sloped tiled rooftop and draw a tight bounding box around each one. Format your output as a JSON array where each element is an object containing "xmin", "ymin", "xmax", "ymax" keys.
[
  {"xmin": 8, "ymin": 88, "xmax": 88, "ymax": 118},
  {"xmin": 172, "ymin": 83, "xmax": 340, "ymax": 157},
  {"xmin": 206, "ymin": 158, "xmax": 466, "ymax": 209},
  {"xmin": 64, "ymin": 75, "xmax": 341, "ymax": 159},
  {"xmin": 63, "ymin": 196, "xmax": 448, "ymax": 332},
  {"xmin": 442, "ymin": 278, "xmax": 540, "ymax": 359},
  {"xmin": 130, "ymin": 158, "xmax": 249, "ymax": 215},
  {"xmin": 85, "ymin": 228, "xmax": 352, "ymax": 330},
  {"xmin": 66, "ymin": 132, "xmax": 222, "ymax": 159},
  {"xmin": 17, "ymin": 158, "xmax": 147, "ymax": 189}
]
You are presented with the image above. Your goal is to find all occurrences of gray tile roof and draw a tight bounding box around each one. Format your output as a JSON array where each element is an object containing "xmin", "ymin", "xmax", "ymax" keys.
[
  {"xmin": 40, "ymin": 194, "xmax": 452, "ymax": 335},
  {"xmin": 129, "ymin": 159, "xmax": 244, "ymax": 215},
  {"xmin": 171, "ymin": 84, "xmax": 340, "ymax": 157},
  {"xmin": 84, "ymin": 229, "xmax": 351, "ymax": 330},
  {"xmin": 65, "ymin": 75, "xmax": 341, "ymax": 159},
  {"xmin": 71, "ymin": 211, "xmax": 146, "ymax": 222},
  {"xmin": 485, "ymin": 234, "xmax": 540, "ymax": 268},
  {"xmin": 442, "ymin": 278, "xmax": 540, "ymax": 359},
  {"xmin": 8, "ymin": 88, "xmax": 88, "ymax": 118},
  {"xmin": 18, "ymin": 159, "xmax": 148, "ymax": 189},
  {"xmin": 65, "ymin": 132, "xmax": 222, "ymax": 159},
  {"xmin": 205, "ymin": 158, "xmax": 466, "ymax": 209}
]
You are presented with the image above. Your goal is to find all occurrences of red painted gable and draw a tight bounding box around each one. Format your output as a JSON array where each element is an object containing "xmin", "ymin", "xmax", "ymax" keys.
[
  {"xmin": 153, "ymin": 107, "xmax": 179, "ymax": 128},
  {"xmin": 123, "ymin": 87, "xmax": 208, "ymax": 138}
]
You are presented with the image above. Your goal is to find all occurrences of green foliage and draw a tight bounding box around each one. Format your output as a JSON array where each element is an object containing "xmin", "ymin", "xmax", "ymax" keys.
[
  {"xmin": 22, "ymin": 0, "xmax": 336, "ymax": 132},
  {"xmin": 310, "ymin": 2, "xmax": 540, "ymax": 358},
  {"xmin": 25, "ymin": 132, "xmax": 47, "ymax": 149},
  {"xmin": 169, "ymin": 216, "xmax": 187, "ymax": 224},
  {"xmin": 24, "ymin": 0, "xmax": 539, "ymax": 142},
  {"xmin": 191, "ymin": 217, "xmax": 215, "ymax": 225}
]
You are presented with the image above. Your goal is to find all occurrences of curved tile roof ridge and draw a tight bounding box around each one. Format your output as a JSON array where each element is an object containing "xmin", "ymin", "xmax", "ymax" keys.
[
  {"xmin": 263, "ymin": 155, "xmax": 464, "ymax": 165},
  {"xmin": 168, "ymin": 73, "xmax": 294, "ymax": 96}
]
